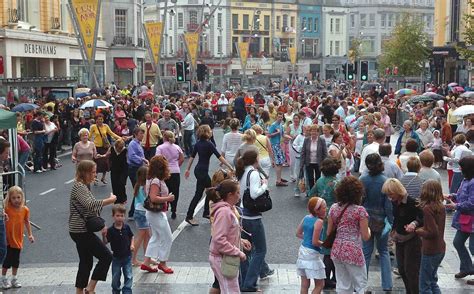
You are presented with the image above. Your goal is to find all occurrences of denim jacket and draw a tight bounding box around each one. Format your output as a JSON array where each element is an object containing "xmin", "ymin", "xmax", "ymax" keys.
[
  {"xmin": 360, "ymin": 174, "xmax": 394, "ymax": 227},
  {"xmin": 452, "ymin": 178, "xmax": 474, "ymax": 232}
]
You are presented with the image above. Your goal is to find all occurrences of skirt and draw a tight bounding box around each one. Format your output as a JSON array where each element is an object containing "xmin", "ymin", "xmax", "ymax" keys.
[
  {"xmin": 296, "ymin": 245, "xmax": 326, "ymax": 280},
  {"xmin": 95, "ymin": 147, "xmax": 110, "ymax": 173},
  {"xmin": 271, "ymin": 143, "xmax": 285, "ymax": 166}
]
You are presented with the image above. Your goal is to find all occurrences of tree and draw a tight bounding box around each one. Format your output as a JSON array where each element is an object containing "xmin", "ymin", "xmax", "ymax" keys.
[
  {"xmin": 456, "ymin": 0, "xmax": 474, "ymax": 62},
  {"xmin": 348, "ymin": 38, "xmax": 362, "ymax": 64},
  {"xmin": 378, "ymin": 14, "xmax": 431, "ymax": 76}
]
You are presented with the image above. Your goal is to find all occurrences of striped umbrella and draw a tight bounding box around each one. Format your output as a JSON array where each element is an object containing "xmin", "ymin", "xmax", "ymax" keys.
[
  {"xmin": 395, "ymin": 88, "xmax": 416, "ymax": 96},
  {"xmin": 80, "ymin": 99, "xmax": 113, "ymax": 109}
]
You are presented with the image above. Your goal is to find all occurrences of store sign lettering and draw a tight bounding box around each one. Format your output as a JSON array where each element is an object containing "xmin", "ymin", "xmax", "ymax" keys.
[{"xmin": 24, "ymin": 44, "xmax": 57, "ymax": 55}]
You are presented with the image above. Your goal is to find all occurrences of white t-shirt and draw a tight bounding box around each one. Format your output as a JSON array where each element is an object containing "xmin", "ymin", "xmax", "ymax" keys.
[{"xmin": 221, "ymin": 132, "xmax": 243, "ymax": 160}]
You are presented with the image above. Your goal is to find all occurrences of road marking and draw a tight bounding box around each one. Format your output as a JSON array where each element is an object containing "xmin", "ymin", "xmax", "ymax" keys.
[
  {"xmin": 171, "ymin": 197, "xmax": 206, "ymax": 242},
  {"xmin": 58, "ymin": 151, "xmax": 72, "ymax": 158},
  {"xmin": 39, "ymin": 188, "xmax": 56, "ymax": 195},
  {"xmin": 65, "ymin": 179, "xmax": 75, "ymax": 184}
]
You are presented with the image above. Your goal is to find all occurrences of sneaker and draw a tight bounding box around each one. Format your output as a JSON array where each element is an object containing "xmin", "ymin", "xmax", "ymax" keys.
[
  {"xmin": 393, "ymin": 268, "xmax": 400, "ymax": 276},
  {"xmin": 1, "ymin": 279, "xmax": 11, "ymax": 289},
  {"xmin": 34, "ymin": 170, "xmax": 43, "ymax": 173},
  {"xmin": 10, "ymin": 278, "xmax": 21, "ymax": 288},
  {"xmin": 260, "ymin": 269, "xmax": 275, "ymax": 280},
  {"xmin": 294, "ymin": 192, "xmax": 300, "ymax": 197}
]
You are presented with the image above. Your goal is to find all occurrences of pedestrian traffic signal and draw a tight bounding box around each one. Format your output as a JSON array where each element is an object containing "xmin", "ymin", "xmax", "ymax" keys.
[
  {"xmin": 184, "ymin": 62, "xmax": 190, "ymax": 81},
  {"xmin": 176, "ymin": 61, "xmax": 185, "ymax": 82},
  {"xmin": 197, "ymin": 64, "xmax": 208, "ymax": 82},
  {"xmin": 360, "ymin": 61, "xmax": 369, "ymax": 81},
  {"xmin": 347, "ymin": 63, "xmax": 355, "ymax": 80}
]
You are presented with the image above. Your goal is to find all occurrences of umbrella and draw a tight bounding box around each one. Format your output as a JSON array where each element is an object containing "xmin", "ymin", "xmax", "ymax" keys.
[
  {"xmin": 422, "ymin": 92, "xmax": 444, "ymax": 100},
  {"xmin": 453, "ymin": 105, "xmax": 474, "ymax": 117},
  {"xmin": 80, "ymin": 99, "xmax": 112, "ymax": 109},
  {"xmin": 75, "ymin": 87, "xmax": 90, "ymax": 93},
  {"xmin": 75, "ymin": 92, "xmax": 89, "ymax": 98},
  {"xmin": 453, "ymin": 86, "xmax": 465, "ymax": 93},
  {"xmin": 460, "ymin": 91, "xmax": 474, "ymax": 99},
  {"xmin": 11, "ymin": 103, "xmax": 39, "ymax": 112},
  {"xmin": 448, "ymin": 82, "xmax": 458, "ymax": 87},
  {"xmin": 90, "ymin": 87, "xmax": 105, "ymax": 96},
  {"xmin": 138, "ymin": 91, "xmax": 154, "ymax": 99},
  {"xmin": 190, "ymin": 91, "xmax": 203, "ymax": 97},
  {"xmin": 408, "ymin": 95, "xmax": 435, "ymax": 105},
  {"xmin": 395, "ymin": 88, "xmax": 416, "ymax": 96}
]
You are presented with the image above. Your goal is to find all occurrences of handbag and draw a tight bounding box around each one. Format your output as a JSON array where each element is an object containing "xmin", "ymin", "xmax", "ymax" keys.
[
  {"xmin": 298, "ymin": 178, "xmax": 306, "ymax": 193},
  {"xmin": 221, "ymin": 255, "xmax": 240, "ymax": 278},
  {"xmin": 143, "ymin": 179, "xmax": 166, "ymax": 212},
  {"xmin": 459, "ymin": 214, "xmax": 473, "ymax": 233},
  {"xmin": 72, "ymin": 201, "xmax": 105, "ymax": 233},
  {"xmin": 97, "ymin": 125, "xmax": 111, "ymax": 149},
  {"xmin": 242, "ymin": 170, "xmax": 272, "ymax": 213},
  {"xmin": 322, "ymin": 204, "xmax": 349, "ymax": 249}
]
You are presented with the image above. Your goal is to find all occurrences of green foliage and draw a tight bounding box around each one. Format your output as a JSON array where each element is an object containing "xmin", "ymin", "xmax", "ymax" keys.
[
  {"xmin": 378, "ymin": 14, "xmax": 430, "ymax": 76},
  {"xmin": 348, "ymin": 38, "xmax": 362, "ymax": 64},
  {"xmin": 456, "ymin": 1, "xmax": 474, "ymax": 62}
]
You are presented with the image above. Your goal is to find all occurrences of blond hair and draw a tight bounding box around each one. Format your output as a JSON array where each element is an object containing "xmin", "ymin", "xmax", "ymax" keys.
[
  {"xmin": 381, "ymin": 178, "xmax": 407, "ymax": 200},
  {"xmin": 78, "ymin": 128, "xmax": 90, "ymax": 137},
  {"xmin": 251, "ymin": 124, "xmax": 264, "ymax": 135},
  {"xmin": 75, "ymin": 160, "xmax": 96, "ymax": 184},
  {"xmin": 5, "ymin": 186, "xmax": 25, "ymax": 208},
  {"xmin": 114, "ymin": 138, "xmax": 125, "ymax": 152},
  {"xmin": 242, "ymin": 129, "xmax": 257, "ymax": 143},
  {"xmin": 163, "ymin": 130, "xmax": 176, "ymax": 144}
]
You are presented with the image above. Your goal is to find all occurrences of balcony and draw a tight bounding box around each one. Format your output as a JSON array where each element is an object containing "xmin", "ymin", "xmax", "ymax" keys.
[
  {"xmin": 50, "ymin": 17, "xmax": 61, "ymax": 32},
  {"xmin": 111, "ymin": 36, "xmax": 133, "ymax": 47},
  {"xmin": 187, "ymin": 23, "xmax": 199, "ymax": 32},
  {"xmin": 232, "ymin": 30, "xmax": 269, "ymax": 36},
  {"xmin": 8, "ymin": 8, "xmax": 19, "ymax": 25},
  {"xmin": 137, "ymin": 37, "xmax": 144, "ymax": 47}
]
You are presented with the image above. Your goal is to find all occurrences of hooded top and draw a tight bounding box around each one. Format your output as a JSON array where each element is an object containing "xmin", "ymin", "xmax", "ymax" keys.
[{"xmin": 209, "ymin": 201, "xmax": 241, "ymax": 257}]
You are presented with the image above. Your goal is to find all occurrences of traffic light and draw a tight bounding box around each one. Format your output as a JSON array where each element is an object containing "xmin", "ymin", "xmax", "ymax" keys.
[
  {"xmin": 197, "ymin": 64, "xmax": 208, "ymax": 82},
  {"xmin": 175, "ymin": 61, "xmax": 184, "ymax": 82},
  {"xmin": 184, "ymin": 62, "xmax": 190, "ymax": 81},
  {"xmin": 347, "ymin": 63, "xmax": 355, "ymax": 80},
  {"xmin": 360, "ymin": 60, "xmax": 369, "ymax": 81},
  {"xmin": 342, "ymin": 63, "xmax": 347, "ymax": 77}
]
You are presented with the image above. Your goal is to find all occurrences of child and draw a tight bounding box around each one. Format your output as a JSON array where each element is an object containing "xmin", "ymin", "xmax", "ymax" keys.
[
  {"xmin": 431, "ymin": 130, "xmax": 443, "ymax": 168},
  {"xmin": 102, "ymin": 204, "xmax": 134, "ymax": 294},
  {"xmin": 132, "ymin": 166, "xmax": 151, "ymax": 267},
  {"xmin": 296, "ymin": 196, "xmax": 326, "ymax": 294},
  {"xmin": 2, "ymin": 186, "xmax": 34, "ymax": 289}
]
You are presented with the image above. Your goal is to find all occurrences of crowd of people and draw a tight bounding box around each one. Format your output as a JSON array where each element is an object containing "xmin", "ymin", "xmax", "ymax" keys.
[{"xmin": 1, "ymin": 80, "xmax": 473, "ymax": 293}]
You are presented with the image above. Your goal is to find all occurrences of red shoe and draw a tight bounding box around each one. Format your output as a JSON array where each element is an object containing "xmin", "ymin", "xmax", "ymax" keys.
[
  {"xmin": 140, "ymin": 264, "xmax": 158, "ymax": 273},
  {"xmin": 158, "ymin": 264, "xmax": 174, "ymax": 274}
]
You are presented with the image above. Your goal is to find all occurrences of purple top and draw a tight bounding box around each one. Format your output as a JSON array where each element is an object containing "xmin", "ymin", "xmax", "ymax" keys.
[
  {"xmin": 127, "ymin": 138, "xmax": 145, "ymax": 167},
  {"xmin": 156, "ymin": 142, "xmax": 183, "ymax": 174},
  {"xmin": 452, "ymin": 178, "xmax": 474, "ymax": 233}
]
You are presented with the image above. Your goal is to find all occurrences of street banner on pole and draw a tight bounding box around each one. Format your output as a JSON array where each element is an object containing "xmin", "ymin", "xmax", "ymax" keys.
[
  {"xmin": 184, "ymin": 32, "xmax": 199, "ymax": 69},
  {"xmin": 69, "ymin": 0, "xmax": 101, "ymax": 63},
  {"xmin": 289, "ymin": 47, "xmax": 297, "ymax": 66},
  {"xmin": 144, "ymin": 22, "xmax": 163, "ymax": 66},
  {"xmin": 238, "ymin": 42, "xmax": 249, "ymax": 69}
]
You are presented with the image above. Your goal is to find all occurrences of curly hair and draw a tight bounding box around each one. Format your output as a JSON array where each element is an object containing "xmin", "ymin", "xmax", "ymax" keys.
[
  {"xmin": 320, "ymin": 158, "xmax": 341, "ymax": 177},
  {"xmin": 365, "ymin": 153, "xmax": 384, "ymax": 176},
  {"xmin": 334, "ymin": 176, "xmax": 364, "ymax": 205},
  {"xmin": 147, "ymin": 155, "xmax": 171, "ymax": 180}
]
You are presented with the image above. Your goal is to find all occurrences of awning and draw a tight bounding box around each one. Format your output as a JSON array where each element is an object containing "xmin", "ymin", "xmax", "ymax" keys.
[{"xmin": 114, "ymin": 58, "xmax": 136, "ymax": 70}]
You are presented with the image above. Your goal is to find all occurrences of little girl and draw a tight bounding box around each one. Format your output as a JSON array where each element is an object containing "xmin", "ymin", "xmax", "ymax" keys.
[
  {"xmin": 2, "ymin": 186, "xmax": 34, "ymax": 290},
  {"xmin": 431, "ymin": 130, "xmax": 443, "ymax": 168},
  {"xmin": 296, "ymin": 196, "xmax": 326, "ymax": 294},
  {"xmin": 132, "ymin": 166, "xmax": 151, "ymax": 267}
]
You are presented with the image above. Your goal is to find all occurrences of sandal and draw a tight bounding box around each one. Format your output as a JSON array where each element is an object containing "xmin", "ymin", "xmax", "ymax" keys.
[
  {"xmin": 140, "ymin": 263, "xmax": 158, "ymax": 273},
  {"xmin": 158, "ymin": 264, "xmax": 174, "ymax": 274},
  {"xmin": 101, "ymin": 178, "xmax": 108, "ymax": 185},
  {"xmin": 84, "ymin": 289, "xmax": 96, "ymax": 294}
]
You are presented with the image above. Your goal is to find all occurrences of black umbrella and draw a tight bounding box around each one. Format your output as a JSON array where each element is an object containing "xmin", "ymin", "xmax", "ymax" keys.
[{"xmin": 408, "ymin": 95, "xmax": 435, "ymax": 105}]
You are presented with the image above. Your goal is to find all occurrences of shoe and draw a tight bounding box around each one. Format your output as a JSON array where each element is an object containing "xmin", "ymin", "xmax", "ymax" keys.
[
  {"xmin": 324, "ymin": 280, "xmax": 336, "ymax": 289},
  {"xmin": 202, "ymin": 214, "xmax": 210, "ymax": 219},
  {"xmin": 467, "ymin": 279, "xmax": 474, "ymax": 285},
  {"xmin": 290, "ymin": 178, "xmax": 296, "ymax": 182},
  {"xmin": 241, "ymin": 288, "xmax": 262, "ymax": 292},
  {"xmin": 276, "ymin": 182, "xmax": 288, "ymax": 186},
  {"xmin": 294, "ymin": 192, "xmax": 300, "ymax": 197},
  {"xmin": 140, "ymin": 264, "xmax": 158, "ymax": 273},
  {"xmin": 393, "ymin": 268, "xmax": 400, "ymax": 276},
  {"xmin": 171, "ymin": 212, "xmax": 177, "ymax": 219},
  {"xmin": 260, "ymin": 269, "xmax": 275, "ymax": 280},
  {"xmin": 185, "ymin": 218, "xmax": 199, "ymax": 226},
  {"xmin": 41, "ymin": 167, "xmax": 47, "ymax": 172},
  {"xmin": 1, "ymin": 278, "xmax": 11, "ymax": 289},
  {"xmin": 281, "ymin": 178, "xmax": 288, "ymax": 182},
  {"xmin": 10, "ymin": 278, "xmax": 21, "ymax": 288},
  {"xmin": 158, "ymin": 264, "xmax": 174, "ymax": 274},
  {"xmin": 34, "ymin": 170, "xmax": 43, "ymax": 173},
  {"xmin": 455, "ymin": 272, "xmax": 473, "ymax": 279}
]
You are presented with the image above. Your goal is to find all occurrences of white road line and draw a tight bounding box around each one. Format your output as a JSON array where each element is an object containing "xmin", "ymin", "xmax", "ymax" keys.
[
  {"xmin": 39, "ymin": 188, "xmax": 56, "ymax": 196},
  {"xmin": 171, "ymin": 197, "xmax": 206, "ymax": 242},
  {"xmin": 65, "ymin": 179, "xmax": 75, "ymax": 184},
  {"xmin": 58, "ymin": 151, "xmax": 72, "ymax": 158}
]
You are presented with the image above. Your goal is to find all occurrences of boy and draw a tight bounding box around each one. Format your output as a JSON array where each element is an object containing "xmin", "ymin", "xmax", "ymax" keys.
[{"xmin": 102, "ymin": 204, "xmax": 134, "ymax": 294}]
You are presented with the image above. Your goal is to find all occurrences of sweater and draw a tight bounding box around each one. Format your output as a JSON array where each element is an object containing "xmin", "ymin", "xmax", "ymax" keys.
[
  {"xmin": 416, "ymin": 204, "xmax": 446, "ymax": 255},
  {"xmin": 209, "ymin": 201, "xmax": 241, "ymax": 257},
  {"xmin": 69, "ymin": 181, "xmax": 103, "ymax": 233}
]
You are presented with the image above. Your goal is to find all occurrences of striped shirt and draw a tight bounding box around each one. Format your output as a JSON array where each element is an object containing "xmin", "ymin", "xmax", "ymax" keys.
[
  {"xmin": 400, "ymin": 172, "xmax": 423, "ymax": 199},
  {"xmin": 69, "ymin": 181, "xmax": 103, "ymax": 234}
]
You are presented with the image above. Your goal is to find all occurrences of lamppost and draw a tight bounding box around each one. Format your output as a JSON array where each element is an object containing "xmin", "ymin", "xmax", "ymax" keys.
[{"xmin": 218, "ymin": 27, "xmax": 224, "ymax": 90}]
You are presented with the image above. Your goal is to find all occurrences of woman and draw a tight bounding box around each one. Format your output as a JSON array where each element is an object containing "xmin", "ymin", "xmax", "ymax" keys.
[
  {"xmin": 457, "ymin": 117, "xmax": 473, "ymax": 134},
  {"xmin": 233, "ymin": 129, "xmax": 259, "ymax": 167},
  {"xmin": 132, "ymin": 166, "xmax": 151, "ymax": 267},
  {"xmin": 252, "ymin": 125, "xmax": 275, "ymax": 177},
  {"xmin": 380, "ymin": 107, "xmax": 392, "ymax": 143},
  {"xmin": 156, "ymin": 131, "xmax": 184, "ymax": 220},
  {"xmin": 42, "ymin": 114, "xmax": 59, "ymax": 170},
  {"xmin": 395, "ymin": 120, "xmax": 421, "ymax": 155},
  {"xmin": 398, "ymin": 139, "xmax": 420, "ymax": 174},
  {"xmin": 327, "ymin": 176, "xmax": 371, "ymax": 293},
  {"xmin": 328, "ymin": 132, "xmax": 352, "ymax": 179},
  {"xmin": 69, "ymin": 160, "xmax": 116, "ymax": 294},
  {"xmin": 300, "ymin": 125, "xmax": 327, "ymax": 192},
  {"xmin": 382, "ymin": 178, "xmax": 423, "ymax": 294},
  {"xmin": 445, "ymin": 156, "xmax": 474, "ymax": 285},
  {"xmin": 72, "ymin": 128, "xmax": 98, "ymax": 164},
  {"xmin": 287, "ymin": 114, "xmax": 302, "ymax": 181},
  {"xmin": 184, "ymin": 125, "xmax": 234, "ymax": 226},
  {"xmin": 220, "ymin": 118, "xmax": 242, "ymax": 166},
  {"xmin": 108, "ymin": 139, "xmax": 128, "ymax": 204},
  {"xmin": 89, "ymin": 114, "xmax": 121, "ymax": 184},
  {"xmin": 140, "ymin": 155, "xmax": 175, "ymax": 274},
  {"xmin": 71, "ymin": 109, "xmax": 82, "ymax": 147},
  {"xmin": 416, "ymin": 119, "xmax": 434, "ymax": 149},
  {"xmin": 360, "ymin": 154, "xmax": 393, "ymax": 291},
  {"xmin": 320, "ymin": 124, "xmax": 334, "ymax": 149},
  {"xmin": 236, "ymin": 149, "xmax": 269, "ymax": 292},
  {"xmin": 443, "ymin": 134, "xmax": 472, "ymax": 194}
]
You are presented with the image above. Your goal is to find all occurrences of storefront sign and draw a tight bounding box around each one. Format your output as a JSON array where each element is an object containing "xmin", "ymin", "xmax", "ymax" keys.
[{"xmin": 24, "ymin": 43, "xmax": 57, "ymax": 55}]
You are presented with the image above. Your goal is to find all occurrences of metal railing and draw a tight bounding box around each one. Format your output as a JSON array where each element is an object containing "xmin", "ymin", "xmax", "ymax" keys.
[
  {"xmin": 8, "ymin": 8, "xmax": 19, "ymax": 24},
  {"xmin": 51, "ymin": 17, "xmax": 61, "ymax": 30},
  {"xmin": 111, "ymin": 36, "xmax": 133, "ymax": 46}
]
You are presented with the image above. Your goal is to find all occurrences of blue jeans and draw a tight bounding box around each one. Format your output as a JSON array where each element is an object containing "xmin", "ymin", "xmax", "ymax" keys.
[
  {"xmin": 33, "ymin": 138, "xmax": 44, "ymax": 172},
  {"xmin": 453, "ymin": 230, "xmax": 474, "ymax": 273},
  {"xmin": 127, "ymin": 165, "xmax": 141, "ymax": 217},
  {"xmin": 363, "ymin": 231, "xmax": 392, "ymax": 290},
  {"xmin": 183, "ymin": 130, "xmax": 195, "ymax": 157},
  {"xmin": 450, "ymin": 172, "xmax": 464, "ymax": 194},
  {"xmin": 0, "ymin": 219, "xmax": 6, "ymax": 265},
  {"xmin": 18, "ymin": 151, "xmax": 29, "ymax": 169},
  {"xmin": 111, "ymin": 255, "xmax": 133, "ymax": 294},
  {"xmin": 240, "ymin": 218, "xmax": 267, "ymax": 290},
  {"xmin": 419, "ymin": 253, "xmax": 445, "ymax": 294}
]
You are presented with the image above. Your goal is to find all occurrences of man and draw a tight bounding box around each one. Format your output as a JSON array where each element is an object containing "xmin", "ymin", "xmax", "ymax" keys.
[
  {"xmin": 140, "ymin": 112, "xmax": 162, "ymax": 160},
  {"xmin": 181, "ymin": 105, "xmax": 195, "ymax": 157},
  {"xmin": 127, "ymin": 128, "xmax": 148, "ymax": 218},
  {"xmin": 234, "ymin": 93, "xmax": 246, "ymax": 123},
  {"xmin": 30, "ymin": 112, "xmax": 46, "ymax": 173},
  {"xmin": 379, "ymin": 86, "xmax": 388, "ymax": 100},
  {"xmin": 360, "ymin": 128, "xmax": 386, "ymax": 175},
  {"xmin": 0, "ymin": 138, "xmax": 10, "ymax": 266},
  {"xmin": 254, "ymin": 90, "xmax": 265, "ymax": 107},
  {"xmin": 379, "ymin": 143, "xmax": 403, "ymax": 180},
  {"xmin": 268, "ymin": 112, "xmax": 287, "ymax": 186},
  {"xmin": 334, "ymin": 100, "xmax": 348, "ymax": 120},
  {"xmin": 217, "ymin": 94, "xmax": 228, "ymax": 122},
  {"xmin": 157, "ymin": 110, "xmax": 179, "ymax": 137}
]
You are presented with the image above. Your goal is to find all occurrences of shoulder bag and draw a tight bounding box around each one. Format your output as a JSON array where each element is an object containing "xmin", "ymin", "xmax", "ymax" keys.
[
  {"xmin": 97, "ymin": 125, "xmax": 111, "ymax": 149},
  {"xmin": 143, "ymin": 179, "xmax": 166, "ymax": 212},
  {"xmin": 221, "ymin": 215, "xmax": 241, "ymax": 279},
  {"xmin": 243, "ymin": 170, "xmax": 272, "ymax": 213},
  {"xmin": 322, "ymin": 204, "xmax": 349, "ymax": 249},
  {"xmin": 72, "ymin": 200, "xmax": 105, "ymax": 233}
]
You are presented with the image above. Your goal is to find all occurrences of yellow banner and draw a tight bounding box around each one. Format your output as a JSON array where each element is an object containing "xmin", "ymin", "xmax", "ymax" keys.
[
  {"xmin": 70, "ymin": 0, "xmax": 100, "ymax": 62},
  {"xmin": 289, "ymin": 47, "xmax": 297, "ymax": 65},
  {"xmin": 238, "ymin": 42, "xmax": 249, "ymax": 69},
  {"xmin": 184, "ymin": 32, "xmax": 199, "ymax": 68},
  {"xmin": 144, "ymin": 22, "xmax": 163, "ymax": 65}
]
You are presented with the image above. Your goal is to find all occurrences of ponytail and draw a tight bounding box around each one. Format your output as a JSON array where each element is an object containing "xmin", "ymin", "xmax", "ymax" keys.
[
  {"xmin": 206, "ymin": 179, "xmax": 239, "ymax": 203},
  {"xmin": 235, "ymin": 156, "xmax": 245, "ymax": 179},
  {"xmin": 235, "ymin": 149, "xmax": 258, "ymax": 180}
]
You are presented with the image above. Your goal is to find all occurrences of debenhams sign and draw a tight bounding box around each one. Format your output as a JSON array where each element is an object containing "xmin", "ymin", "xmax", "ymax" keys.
[{"xmin": 24, "ymin": 43, "xmax": 57, "ymax": 55}]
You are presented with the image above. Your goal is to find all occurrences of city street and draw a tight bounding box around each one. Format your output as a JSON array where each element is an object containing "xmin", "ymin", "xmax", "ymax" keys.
[{"xmin": 16, "ymin": 130, "xmax": 472, "ymax": 293}]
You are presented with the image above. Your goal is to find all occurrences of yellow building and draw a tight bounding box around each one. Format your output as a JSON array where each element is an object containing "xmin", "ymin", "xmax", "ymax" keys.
[{"xmin": 273, "ymin": 1, "xmax": 298, "ymax": 56}]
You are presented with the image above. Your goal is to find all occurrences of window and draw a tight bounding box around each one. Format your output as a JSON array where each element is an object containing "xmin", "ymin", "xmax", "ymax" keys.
[
  {"xmin": 360, "ymin": 14, "xmax": 366, "ymax": 27},
  {"xmin": 369, "ymin": 14, "xmax": 375, "ymax": 27},
  {"xmin": 169, "ymin": 36, "xmax": 173, "ymax": 53},
  {"xmin": 199, "ymin": 34, "xmax": 208, "ymax": 53},
  {"xmin": 381, "ymin": 13, "xmax": 386, "ymax": 27},
  {"xmin": 395, "ymin": 13, "xmax": 400, "ymax": 25},
  {"xmin": 335, "ymin": 18, "xmax": 341, "ymax": 33},
  {"xmin": 283, "ymin": 14, "xmax": 288, "ymax": 28},
  {"xmin": 314, "ymin": 18, "xmax": 319, "ymax": 32},
  {"xmin": 426, "ymin": 15, "xmax": 433, "ymax": 29},
  {"xmin": 362, "ymin": 36, "xmax": 376, "ymax": 53},
  {"xmin": 17, "ymin": 0, "xmax": 28, "ymax": 22},
  {"xmin": 307, "ymin": 18, "xmax": 313, "ymax": 32},
  {"xmin": 243, "ymin": 14, "xmax": 249, "ymax": 30},
  {"xmin": 330, "ymin": 18, "xmax": 334, "ymax": 33},
  {"xmin": 350, "ymin": 14, "xmax": 355, "ymax": 28},
  {"xmin": 264, "ymin": 15, "xmax": 270, "ymax": 30},
  {"xmin": 232, "ymin": 37, "xmax": 238, "ymax": 56},
  {"xmin": 291, "ymin": 16, "xmax": 295, "ymax": 28},
  {"xmin": 232, "ymin": 14, "xmax": 238, "ymax": 29},
  {"xmin": 190, "ymin": 11, "xmax": 198, "ymax": 24},
  {"xmin": 329, "ymin": 41, "xmax": 333, "ymax": 55},
  {"xmin": 388, "ymin": 13, "xmax": 393, "ymax": 27},
  {"xmin": 302, "ymin": 17, "xmax": 306, "ymax": 30},
  {"xmin": 178, "ymin": 13, "xmax": 184, "ymax": 28},
  {"xmin": 253, "ymin": 14, "xmax": 260, "ymax": 30},
  {"xmin": 115, "ymin": 9, "xmax": 127, "ymax": 38},
  {"xmin": 264, "ymin": 37, "xmax": 270, "ymax": 54},
  {"xmin": 335, "ymin": 41, "xmax": 340, "ymax": 56},
  {"xmin": 217, "ymin": 35, "xmax": 222, "ymax": 54},
  {"xmin": 169, "ymin": 14, "xmax": 173, "ymax": 30},
  {"xmin": 217, "ymin": 13, "xmax": 222, "ymax": 28},
  {"xmin": 276, "ymin": 16, "xmax": 281, "ymax": 29}
]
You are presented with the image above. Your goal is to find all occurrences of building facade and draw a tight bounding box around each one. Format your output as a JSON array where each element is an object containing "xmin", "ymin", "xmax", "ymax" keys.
[{"xmin": 298, "ymin": 0, "xmax": 323, "ymax": 79}]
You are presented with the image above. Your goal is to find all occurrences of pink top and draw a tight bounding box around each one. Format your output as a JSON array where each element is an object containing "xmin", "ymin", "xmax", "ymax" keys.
[
  {"xmin": 209, "ymin": 201, "xmax": 241, "ymax": 257},
  {"xmin": 329, "ymin": 203, "xmax": 368, "ymax": 266},
  {"xmin": 114, "ymin": 109, "xmax": 126, "ymax": 119},
  {"xmin": 155, "ymin": 142, "xmax": 183, "ymax": 174},
  {"xmin": 72, "ymin": 141, "xmax": 97, "ymax": 163},
  {"xmin": 145, "ymin": 178, "xmax": 169, "ymax": 211}
]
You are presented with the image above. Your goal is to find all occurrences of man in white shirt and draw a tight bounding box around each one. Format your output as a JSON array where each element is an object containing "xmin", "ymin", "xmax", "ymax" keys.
[
  {"xmin": 359, "ymin": 128, "xmax": 386, "ymax": 174},
  {"xmin": 182, "ymin": 105, "xmax": 195, "ymax": 157},
  {"xmin": 334, "ymin": 100, "xmax": 348, "ymax": 120},
  {"xmin": 217, "ymin": 94, "xmax": 228, "ymax": 122}
]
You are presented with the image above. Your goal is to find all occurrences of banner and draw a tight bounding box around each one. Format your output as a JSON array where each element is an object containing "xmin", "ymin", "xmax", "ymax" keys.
[
  {"xmin": 144, "ymin": 22, "xmax": 163, "ymax": 66},
  {"xmin": 70, "ymin": 0, "xmax": 101, "ymax": 62},
  {"xmin": 238, "ymin": 42, "xmax": 249, "ymax": 69},
  {"xmin": 289, "ymin": 47, "xmax": 297, "ymax": 66},
  {"xmin": 184, "ymin": 32, "xmax": 199, "ymax": 68}
]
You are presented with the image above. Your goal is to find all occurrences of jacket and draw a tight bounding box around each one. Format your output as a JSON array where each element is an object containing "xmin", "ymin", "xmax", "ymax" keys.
[
  {"xmin": 209, "ymin": 201, "xmax": 241, "ymax": 257},
  {"xmin": 394, "ymin": 130, "xmax": 421, "ymax": 155},
  {"xmin": 452, "ymin": 178, "xmax": 474, "ymax": 233},
  {"xmin": 300, "ymin": 136, "xmax": 327, "ymax": 170}
]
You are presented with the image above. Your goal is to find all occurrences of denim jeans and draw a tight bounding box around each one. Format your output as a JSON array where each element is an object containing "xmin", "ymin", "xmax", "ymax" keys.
[
  {"xmin": 127, "ymin": 165, "xmax": 141, "ymax": 218},
  {"xmin": 33, "ymin": 138, "xmax": 44, "ymax": 172},
  {"xmin": 453, "ymin": 230, "xmax": 474, "ymax": 273},
  {"xmin": 240, "ymin": 218, "xmax": 267, "ymax": 290},
  {"xmin": 419, "ymin": 253, "xmax": 445, "ymax": 294},
  {"xmin": 111, "ymin": 255, "xmax": 133, "ymax": 294},
  {"xmin": 18, "ymin": 151, "xmax": 29, "ymax": 169},
  {"xmin": 363, "ymin": 231, "xmax": 392, "ymax": 290},
  {"xmin": 186, "ymin": 170, "xmax": 211, "ymax": 219},
  {"xmin": 450, "ymin": 172, "xmax": 464, "ymax": 194},
  {"xmin": 183, "ymin": 130, "xmax": 195, "ymax": 157},
  {"xmin": 0, "ymin": 219, "xmax": 6, "ymax": 265}
]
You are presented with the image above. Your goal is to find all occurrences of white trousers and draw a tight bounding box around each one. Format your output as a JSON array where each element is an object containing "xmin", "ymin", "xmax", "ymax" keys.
[
  {"xmin": 334, "ymin": 261, "xmax": 367, "ymax": 294},
  {"xmin": 145, "ymin": 211, "xmax": 173, "ymax": 262},
  {"xmin": 259, "ymin": 156, "xmax": 272, "ymax": 178},
  {"xmin": 289, "ymin": 146, "xmax": 301, "ymax": 180}
]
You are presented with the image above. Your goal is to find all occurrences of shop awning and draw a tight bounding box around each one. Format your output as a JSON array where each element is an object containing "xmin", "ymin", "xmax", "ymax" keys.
[{"xmin": 115, "ymin": 58, "xmax": 136, "ymax": 70}]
